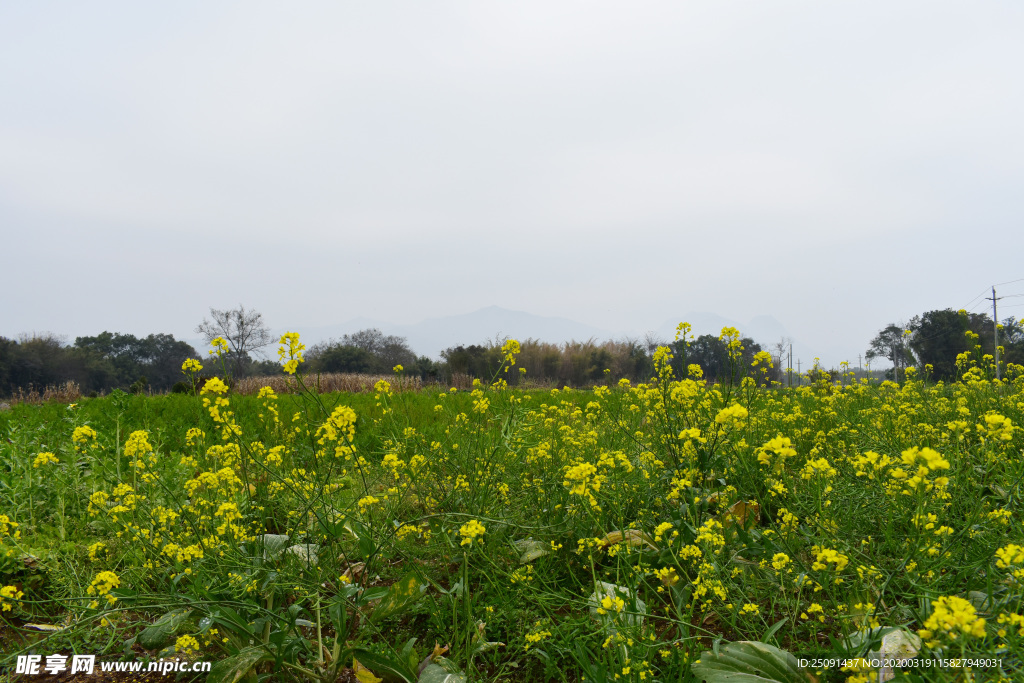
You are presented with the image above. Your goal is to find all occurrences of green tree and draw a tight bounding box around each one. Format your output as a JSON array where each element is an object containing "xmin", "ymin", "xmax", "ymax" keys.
[
  {"xmin": 309, "ymin": 344, "xmax": 376, "ymax": 374},
  {"xmin": 906, "ymin": 310, "xmax": 974, "ymax": 381},
  {"xmin": 865, "ymin": 323, "xmax": 915, "ymax": 380},
  {"xmin": 673, "ymin": 334, "xmax": 763, "ymax": 384},
  {"xmin": 75, "ymin": 332, "xmax": 197, "ymax": 391},
  {"xmin": 340, "ymin": 329, "xmax": 417, "ymax": 372}
]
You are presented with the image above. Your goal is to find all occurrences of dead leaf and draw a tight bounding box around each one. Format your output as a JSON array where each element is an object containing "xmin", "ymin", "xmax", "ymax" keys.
[
  {"xmin": 343, "ymin": 562, "xmax": 367, "ymax": 584},
  {"xmin": 353, "ymin": 658, "xmax": 383, "ymax": 683},
  {"xmin": 720, "ymin": 500, "xmax": 760, "ymax": 528},
  {"xmin": 601, "ymin": 529, "xmax": 656, "ymax": 550},
  {"xmin": 419, "ymin": 642, "xmax": 450, "ymax": 675}
]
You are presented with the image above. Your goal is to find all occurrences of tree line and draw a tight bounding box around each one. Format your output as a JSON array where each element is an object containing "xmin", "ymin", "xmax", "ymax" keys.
[
  {"xmin": 0, "ymin": 322, "xmax": 773, "ymax": 399},
  {"xmin": 12, "ymin": 304, "xmax": 1015, "ymax": 398},
  {"xmin": 0, "ymin": 332, "xmax": 198, "ymax": 397},
  {"xmin": 866, "ymin": 308, "xmax": 1024, "ymax": 381}
]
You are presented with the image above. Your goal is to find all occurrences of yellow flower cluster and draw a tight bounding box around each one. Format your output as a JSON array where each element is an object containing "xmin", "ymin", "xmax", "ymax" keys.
[
  {"xmin": 32, "ymin": 451, "xmax": 59, "ymax": 468},
  {"xmin": 316, "ymin": 405, "xmax": 357, "ymax": 460},
  {"xmin": 850, "ymin": 450, "xmax": 891, "ymax": 480},
  {"xmin": 889, "ymin": 446, "xmax": 950, "ymax": 496},
  {"xmin": 596, "ymin": 594, "xmax": 625, "ymax": 615},
  {"xmin": 811, "ymin": 546, "xmax": 849, "ymax": 572},
  {"xmin": 459, "ymin": 519, "xmax": 486, "ymax": 546},
  {"xmin": 995, "ymin": 544, "xmax": 1024, "ymax": 580},
  {"xmin": 524, "ymin": 621, "xmax": 551, "ymax": 651},
  {"xmin": 278, "ymin": 332, "xmax": 305, "ymax": 375},
  {"xmin": 757, "ymin": 435, "xmax": 796, "ymax": 471},
  {"xmin": 87, "ymin": 571, "xmax": 121, "ymax": 607},
  {"xmin": 71, "ymin": 425, "xmax": 99, "ymax": 453},
  {"xmin": 124, "ymin": 430, "xmax": 155, "ymax": 471},
  {"xmin": 981, "ymin": 413, "xmax": 1014, "ymax": 442},
  {"xmin": 918, "ymin": 595, "xmax": 986, "ymax": 646},
  {"xmin": 800, "ymin": 457, "xmax": 837, "ymax": 480},
  {"xmin": 562, "ymin": 462, "xmax": 604, "ymax": 508},
  {"xmin": 181, "ymin": 358, "xmax": 203, "ymax": 373},
  {"xmin": 501, "ymin": 339, "xmax": 521, "ymax": 367},
  {"xmin": 653, "ymin": 521, "xmax": 674, "ymax": 543},
  {"xmin": 357, "ymin": 496, "xmax": 380, "ymax": 514},
  {"xmin": 771, "ymin": 552, "xmax": 792, "ymax": 572},
  {"xmin": 175, "ymin": 634, "xmax": 201, "ymax": 655},
  {"xmin": 208, "ymin": 337, "xmax": 229, "ymax": 356},
  {"xmin": 714, "ymin": 404, "xmax": 748, "ymax": 427},
  {"xmin": 1, "ymin": 585, "xmax": 24, "ymax": 611}
]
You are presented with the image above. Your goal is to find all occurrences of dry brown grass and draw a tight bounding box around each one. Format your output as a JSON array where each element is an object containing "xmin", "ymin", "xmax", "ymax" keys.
[
  {"xmin": 10, "ymin": 380, "xmax": 82, "ymax": 405},
  {"xmin": 233, "ymin": 373, "xmax": 426, "ymax": 395}
]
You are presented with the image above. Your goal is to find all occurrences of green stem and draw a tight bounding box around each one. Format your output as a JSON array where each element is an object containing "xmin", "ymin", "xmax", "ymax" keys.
[{"xmin": 263, "ymin": 591, "xmax": 274, "ymax": 645}]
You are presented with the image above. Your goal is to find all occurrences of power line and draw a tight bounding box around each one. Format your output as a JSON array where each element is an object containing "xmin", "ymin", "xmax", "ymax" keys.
[
  {"xmin": 962, "ymin": 287, "xmax": 991, "ymax": 310},
  {"xmin": 994, "ymin": 277, "xmax": 1024, "ymax": 287}
]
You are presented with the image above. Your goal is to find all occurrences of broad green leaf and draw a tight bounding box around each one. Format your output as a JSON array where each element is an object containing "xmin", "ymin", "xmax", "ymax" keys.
[
  {"xmin": 512, "ymin": 539, "xmax": 549, "ymax": 563},
  {"xmin": 418, "ymin": 657, "xmax": 466, "ymax": 683},
  {"xmin": 286, "ymin": 543, "xmax": 319, "ymax": 567},
  {"xmin": 692, "ymin": 641, "xmax": 813, "ymax": 683},
  {"xmin": 369, "ymin": 573, "xmax": 429, "ymax": 624},
  {"xmin": 205, "ymin": 646, "xmax": 268, "ymax": 683},
  {"xmin": 209, "ymin": 605, "xmax": 255, "ymax": 639},
  {"xmin": 359, "ymin": 587, "xmax": 391, "ymax": 604},
  {"xmin": 350, "ymin": 647, "xmax": 417, "ymax": 683},
  {"xmin": 259, "ymin": 534, "xmax": 290, "ymax": 561},
  {"xmin": 138, "ymin": 608, "xmax": 191, "ymax": 650}
]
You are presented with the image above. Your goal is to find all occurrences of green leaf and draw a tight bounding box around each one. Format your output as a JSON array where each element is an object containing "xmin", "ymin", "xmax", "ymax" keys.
[
  {"xmin": 138, "ymin": 608, "xmax": 191, "ymax": 650},
  {"xmin": 350, "ymin": 646, "xmax": 417, "ymax": 683},
  {"xmin": 369, "ymin": 573, "xmax": 429, "ymax": 624},
  {"xmin": 210, "ymin": 605, "xmax": 255, "ymax": 639},
  {"xmin": 760, "ymin": 618, "xmax": 787, "ymax": 645},
  {"xmin": 418, "ymin": 658, "xmax": 466, "ymax": 683},
  {"xmin": 259, "ymin": 534, "xmax": 290, "ymax": 561},
  {"xmin": 691, "ymin": 641, "xmax": 813, "ymax": 683},
  {"xmin": 512, "ymin": 539, "xmax": 549, "ymax": 563},
  {"xmin": 470, "ymin": 620, "xmax": 504, "ymax": 655},
  {"xmin": 286, "ymin": 543, "xmax": 319, "ymax": 567},
  {"xmin": 205, "ymin": 646, "xmax": 268, "ymax": 683}
]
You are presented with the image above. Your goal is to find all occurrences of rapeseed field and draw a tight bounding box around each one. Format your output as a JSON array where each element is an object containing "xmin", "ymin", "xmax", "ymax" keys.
[{"xmin": 1, "ymin": 326, "xmax": 1022, "ymax": 682}]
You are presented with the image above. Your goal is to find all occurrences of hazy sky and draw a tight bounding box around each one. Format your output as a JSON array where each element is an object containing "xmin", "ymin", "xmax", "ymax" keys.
[{"xmin": 3, "ymin": 1, "xmax": 1023, "ymax": 367}]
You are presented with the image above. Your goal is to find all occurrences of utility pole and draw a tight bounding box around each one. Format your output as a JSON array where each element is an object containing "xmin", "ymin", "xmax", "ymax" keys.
[
  {"xmin": 797, "ymin": 359, "xmax": 801, "ymax": 385},
  {"xmin": 988, "ymin": 286, "xmax": 1002, "ymax": 380},
  {"xmin": 788, "ymin": 344, "xmax": 793, "ymax": 388}
]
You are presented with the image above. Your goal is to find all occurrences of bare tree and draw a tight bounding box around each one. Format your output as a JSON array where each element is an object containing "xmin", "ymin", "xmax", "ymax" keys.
[
  {"xmin": 196, "ymin": 305, "xmax": 273, "ymax": 377},
  {"xmin": 770, "ymin": 336, "xmax": 792, "ymax": 384}
]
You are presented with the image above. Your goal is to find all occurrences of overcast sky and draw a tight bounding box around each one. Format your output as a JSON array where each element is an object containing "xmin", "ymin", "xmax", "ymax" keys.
[{"xmin": 2, "ymin": 1, "xmax": 1023, "ymax": 367}]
